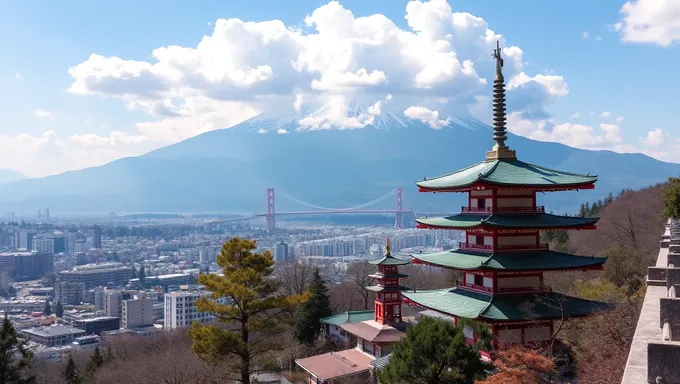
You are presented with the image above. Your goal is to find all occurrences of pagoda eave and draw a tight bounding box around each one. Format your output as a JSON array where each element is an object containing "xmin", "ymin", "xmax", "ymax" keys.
[
  {"xmin": 415, "ymin": 222, "xmax": 598, "ymax": 231},
  {"xmin": 417, "ymin": 181, "xmax": 596, "ymax": 194},
  {"xmin": 410, "ymin": 257, "xmax": 605, "ymax": 272}
]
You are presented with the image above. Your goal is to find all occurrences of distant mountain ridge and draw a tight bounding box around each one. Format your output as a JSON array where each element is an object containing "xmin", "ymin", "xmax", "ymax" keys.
[
  {"xmin": 0, "ymin": 169, "xmax": 25, "ymax": 184},
  {"xmin": 0, "ymin": 101, "xmax": 678, "ymax": 215}
]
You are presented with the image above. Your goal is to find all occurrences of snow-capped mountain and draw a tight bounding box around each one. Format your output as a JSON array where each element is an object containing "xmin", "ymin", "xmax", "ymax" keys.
[{"xmin": 0, "ymin": 102, "xmax": 676, "ymax": 215}]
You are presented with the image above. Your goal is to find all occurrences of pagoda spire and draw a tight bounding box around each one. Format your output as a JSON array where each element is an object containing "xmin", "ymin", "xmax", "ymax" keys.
[
  {"xmin": 486, "ymin": 40, "xmax": 516, "ymax": 161},
  {"xmin": 385, "ymin": 237, "xmax": 391, "ymax": 255}
]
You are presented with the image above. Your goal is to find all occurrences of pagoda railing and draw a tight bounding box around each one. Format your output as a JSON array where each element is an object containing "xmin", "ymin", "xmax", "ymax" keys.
[
  {"xmin": 461, "ymin": 207, "xmax": 493, "ymax": 213},
  {"xmin": 456, "ymin": 281, "xmax": 493, "ymax": 293},
  {"xmin": 458, "ymin": 242, "xmax": 492, "ymax": 251},
  {"xmin": 461, "ymin": 206, "xmax": 546, "ymax": 214},
  {"xmin": 497, "ymin": 243, "xmax": 549, "ymax": 251}
]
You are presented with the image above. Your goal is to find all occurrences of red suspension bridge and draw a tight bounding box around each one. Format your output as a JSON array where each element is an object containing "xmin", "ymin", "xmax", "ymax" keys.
[{"xmin": 214, "ymin": 188, "xmax": 455, "ymax": 235}]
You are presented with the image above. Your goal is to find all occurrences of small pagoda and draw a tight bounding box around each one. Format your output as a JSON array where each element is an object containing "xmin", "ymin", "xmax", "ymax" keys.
[
  {"xmin": 295, "ymin": 239, "xmax": 407, "ymax": 383},
  {"xmin": 402, "ymin": 41, "xmax": 610, "ymax": 349}
]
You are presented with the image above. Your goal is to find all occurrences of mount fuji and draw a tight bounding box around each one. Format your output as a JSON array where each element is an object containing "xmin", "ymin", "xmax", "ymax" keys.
[{"xmin": 0, "ymin": 98, "xmax": 678, "ymax": 215}]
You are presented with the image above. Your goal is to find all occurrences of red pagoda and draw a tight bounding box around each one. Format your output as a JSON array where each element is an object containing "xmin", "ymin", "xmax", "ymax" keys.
[{"xmin": 402, "ymin": 41, "xmax": 609, "ymax": 349}]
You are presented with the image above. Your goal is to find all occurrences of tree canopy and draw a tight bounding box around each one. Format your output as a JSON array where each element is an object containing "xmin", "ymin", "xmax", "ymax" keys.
[
  {"xmin": 55, "ymin": 301, "xmax": 64, "ymax": 318},
  {"xmin": 42, "ymin": 300, "xmax": 51, "ymax": 316},
  {"xmin": 294, "ymin": 268, "xmax": 332, "ymax": 345},
  {"xmin": 0, "ymin": 315, "xmax": 36, "ymax": 384},
  {"xmin": 477, "ymin": 347, "xmax": 555, "ymax": 384},
  {"xmin": 188, "ymin": 237, "xmax": 308, "ymax": 384},
  {"xmin": 663, "ymin": 177, "xmax": 680, "ymax": 219},
  {"xmin": 378, "ymin": 317, "xmax": 491, "ymax": 384}
]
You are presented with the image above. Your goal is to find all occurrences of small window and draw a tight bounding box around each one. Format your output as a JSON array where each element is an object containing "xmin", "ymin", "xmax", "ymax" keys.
[
  {"xmin": 475, "ymin": 235, "xmax": 484, "ymax": 245},
  {"xmin": 478, "ymin": 199, "xmax": 486, "ymax": 209},
  {"xmin": 474, "ymin": 274, "xmax": 484, "ymax": 287}
]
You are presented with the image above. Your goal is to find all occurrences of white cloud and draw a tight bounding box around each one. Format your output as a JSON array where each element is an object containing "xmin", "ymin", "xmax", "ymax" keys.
[
  {"xmin": 4, "ymin": 0, "xmax": 612, "ymax": 177},
  {"xmin": 277, "ymin": 128, "xmax": 288, "ymax": 134},
  {"xmin": 616, "ymin": 116, "xmax": 625, "ymax": 123},
  {"xmin": 616, "ymin": 0, "xmax": 680, "ymax": 47},
  {"xmin": 33, "ymin": 110, "xmax": 52, "ymax": 118},
  {"xmin": 15, "ymin": 73, "xmax": 21, "ymax": 80},
  {"xmin": 582, "ymin": 31, "xmax": 589, "ymax": 39},
  {"xmin": 642, "ymin": 128, "xmax": 665, "ymax": 146},
  {"xmin": 403, "ymin": 106, "xmax": 450, "ymax": 129},
  {"xmin": 601, "ymin": 111, "xmax": 612, "ymax": 118},
  {"xmin": 69, "ymin": 131, "xmax": 148, "ymax": 146},
  {"xmin": 570, "ymin": 113, "xmax": 580, "ymax": 119},
  {"xmin": 594, "ymin": 35, "xmax": 602, "ymax": 42},
  {"xmin": 293, "ymin": 94, "xmax": 305, "ymax": 112},
  {"xmin": 67, "ymin": 0, "xmax": 555, "ymax": 136}
]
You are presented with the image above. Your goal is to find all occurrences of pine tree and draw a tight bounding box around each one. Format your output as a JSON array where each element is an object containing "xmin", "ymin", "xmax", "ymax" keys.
[
  {"xmin": 85, "ymin": 346, "xmax": 105, "ymax": 377},
  {"xmin": 604, "ymin": 192, "xmax": 614, "ymax": 206},
  {"xmin": 188, "ymin": 237, "xmax": 308, "ymax": 384},
  {"xmin": 61, "ymin": 355, "xmax": 82, "ymax": 384},
  {"xmin": 294, "ymin": 268, "xmax": 333, "ymax": 345},
  {"xmin": 55, "ymin": 301, "xmax": 64, "ymax": 318},
  {"xmin": 138, "ymin": 265, "xmax": 146, "ymax": 287},
  {"xmin": 578, "ymin": 203, "xmax": 587, "ymax": 217},
  {"xmin": 43, "ymin": 299, "xmax": 52, "ymax": 316},
  {"xmin": 378, "ymin": 317, "xmax": 491, "ymax": 384},
  {"xmin": 105, "ymin": 344, "xmax": 114, "ymax": 361},
  {"xmin": 0, "ymin": 315, "xmax": 36, "ymax": 384}
]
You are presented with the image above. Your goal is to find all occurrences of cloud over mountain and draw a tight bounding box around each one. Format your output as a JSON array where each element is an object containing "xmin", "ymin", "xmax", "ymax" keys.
[{"xmin": 66, "ymin": 0, "xmax": 562, "ymax": 143}]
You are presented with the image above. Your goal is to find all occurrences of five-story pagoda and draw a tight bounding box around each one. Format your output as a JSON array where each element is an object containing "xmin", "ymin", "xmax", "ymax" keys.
[{"xmin": 402, "ymin": 42, "xmax": 609, "ymax": 349}]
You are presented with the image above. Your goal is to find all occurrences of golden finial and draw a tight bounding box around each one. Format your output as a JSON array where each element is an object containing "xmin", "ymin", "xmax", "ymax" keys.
[{"xmin": 385, "ymin": 237, "xmax": 391, "ymax": 256}]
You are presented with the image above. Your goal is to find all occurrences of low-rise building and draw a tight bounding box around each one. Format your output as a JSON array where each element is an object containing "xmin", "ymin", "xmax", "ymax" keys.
[
  {"xmin": 21, "ymin": 325, "xmax": 86, "ymax": 347},
  {"xmin": 72, "ymin": 317, "xmax": 120, "ymax": 335},
  {"xmin": 122, "ymin": 297, "xmax": 154, "ymax": 329}
]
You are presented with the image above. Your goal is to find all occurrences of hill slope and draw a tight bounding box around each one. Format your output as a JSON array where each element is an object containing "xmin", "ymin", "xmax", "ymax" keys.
[
  {"xmin": 0, "ymin": 106, "xmax": 678, "ymax": 214},
  {"xmin": 0, "ymin": 169, "xmax": 25, "ymax": 185}
]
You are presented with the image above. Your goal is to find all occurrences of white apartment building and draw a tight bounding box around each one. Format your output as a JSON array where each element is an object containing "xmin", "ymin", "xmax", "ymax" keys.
[
  {"xmin": 163, "ymin": 291, "xmax": 227, "ymax": 329},
  {"xmin": 121, "ymin": 297, "xmax": 154, "ymax": 329}
]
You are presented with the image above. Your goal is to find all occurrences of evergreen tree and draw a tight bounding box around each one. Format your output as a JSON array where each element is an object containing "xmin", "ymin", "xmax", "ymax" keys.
[
  {"xmin": 105, "ymin": 344, "xmax": 114, "ymax": 362},
  {"xmin": 61, "ymin": 355, "xmax": 82, "ymax": 384},
  {"xmin": 589, "ymin": 202, "xmax": 598, "ymax": 217},
  {"xmin": 664, "ymin": 177, "xmax": 680, "ymax": 219},
  {"xmin": 0, "ymin": 315, "xmax": 36, "ymax": 384},
  {"xmin": 578, "ymin": 203, "xmax": 587, "ymax": 217},
  {"xmin": 85, "ymin": 346, "xmax": 105, "ymax": 377},
  {"xmin": 604, "ymin": 192, "xmax": 614, "ymax": 206},
  {"xmin": 43, "ymin": 299, "xmax": 52, "ymax": 316},
  {"xmin": 294, "ymin": 268, "xmax": 333, "ymax": 345},
  {"xmin": 378, "ymin": 317, "xmax": 491, "ymax": 384},
  {"xmin": 55, "ymin": 301, "xmax": 64, "ymax": 318},
  {"xmin": 188, "ymin": 237, "xmax": 308, "ymax": 384},
  {"xmin": 138, "ymin": 265, "xmax": 146, "ymax": 287}
]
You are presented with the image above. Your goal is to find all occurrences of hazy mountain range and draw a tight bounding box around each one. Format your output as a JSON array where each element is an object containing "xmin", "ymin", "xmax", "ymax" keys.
[
  {"xmin": 0, "ymin": 100, "xmax": 678, "ymax": 215},
  {"xmin": 0, "ymin": 169, "xmax": 25, "ymax": 185}
]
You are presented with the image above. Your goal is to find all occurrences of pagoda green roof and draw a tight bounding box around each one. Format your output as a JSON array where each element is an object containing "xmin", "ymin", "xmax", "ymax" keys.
[
  {"xmin": 417, "ymin": 159, "xmax": 597, "ymax": 192},
  {"xmin": 401, "ymin": 288, "xmax": 611, "ymax": 321},
  {"xmin": 366, "ymin": 285, "xmax": 410, "ymax": 293},
  {"xmin": 412, "ymin": 249, "xmax": 606, "ymax": 271},
  {"xmin": 416, "ymin": 213, "xmax": 598, "ymax": 230},
  {"xmin": 320, "ymin": 310, "xmax": 375, "ymax": 326},
  {"xmin": 369, "ymin": 272, "xmax": 409, "ymax": 279},
  {"xmin": 368, "ymin": 255, "xmax": 409, "ymax": 266}
]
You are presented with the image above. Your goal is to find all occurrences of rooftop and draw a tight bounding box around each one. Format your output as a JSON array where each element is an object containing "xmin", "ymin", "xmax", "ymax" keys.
[
  {"xmin": 402, "ymin": 288, "xmax": 611, "ymax": 321},
  {"xmin": 22, "ymin": 325, "xmax": 86, "ymax": 337},
  {"xmin": 416, "ymin": 212, "xmax": 598, "ymax": 231},
  {"xmin": 296, "ymin": 349, "xmax": 374, "ymax": 381},
  {"xmin": 320, "ymin": 310, "xmax": 375, "ymax": 326},
  {"xmin": 417, "ymin": 158, "xmax": 598, "ymax": 192},
  {"xmin": 412, "ymin": 249, "xmax": 606, "ymax": 271},
  {"xmin": 341, "ymin": 320, "xmax": 407, "ymax": 343}
]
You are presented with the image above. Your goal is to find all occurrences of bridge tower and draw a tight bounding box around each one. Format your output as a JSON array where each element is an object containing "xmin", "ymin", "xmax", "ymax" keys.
[
  {"xmin": 266, "ymin": 188, "xmax": 276, "ymax": 236},
  {"xmin": 394, "ymin": 187, "xmax": 403, "ymax": 229}
]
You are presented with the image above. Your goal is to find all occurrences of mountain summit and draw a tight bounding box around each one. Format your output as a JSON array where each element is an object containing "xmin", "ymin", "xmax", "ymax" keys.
[{"xmin": 0, "ymin": 104, "xmax": 677, "ymax": 215}]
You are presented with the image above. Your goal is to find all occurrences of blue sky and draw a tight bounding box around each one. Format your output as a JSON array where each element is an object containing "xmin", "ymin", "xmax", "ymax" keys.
[{"xmin": 0, "ymin": 0, "xmax": 678, "ymax": 177}]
